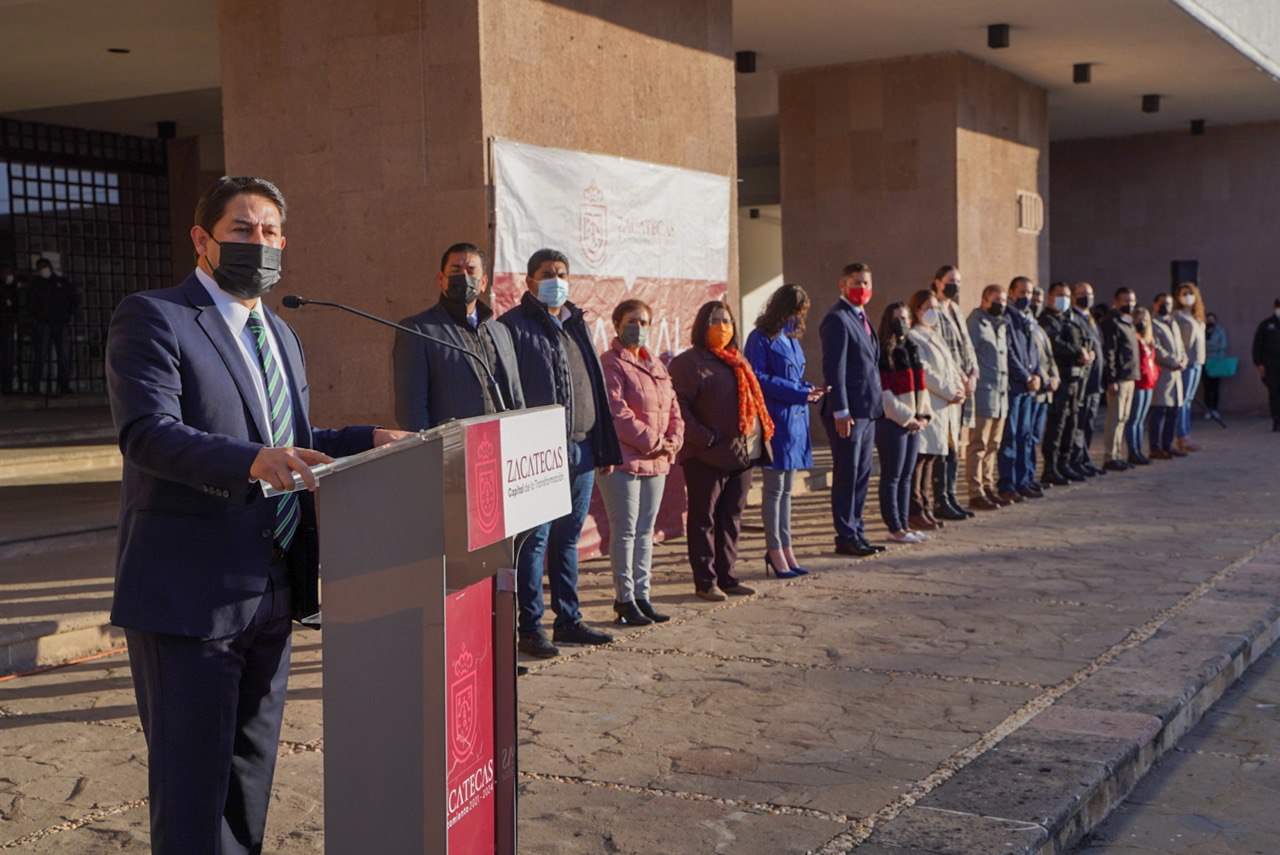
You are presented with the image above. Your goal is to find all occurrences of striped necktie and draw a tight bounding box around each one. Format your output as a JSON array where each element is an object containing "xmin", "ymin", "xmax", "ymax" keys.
[{"xmin": 246, "ymin": 310, "xmax": 300, "ymax": 552}]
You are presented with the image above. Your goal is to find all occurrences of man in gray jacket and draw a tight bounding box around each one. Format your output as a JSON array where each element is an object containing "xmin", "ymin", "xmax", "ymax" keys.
[{"xmin": 965, "ymin": 285, "xmax": 1010, "ymax": 510}]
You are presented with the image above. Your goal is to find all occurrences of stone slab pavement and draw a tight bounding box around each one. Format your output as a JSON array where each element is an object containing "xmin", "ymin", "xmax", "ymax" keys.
[{"xmin": 0, "ymin": 420, "xmax": 1277, "ymax": 852}]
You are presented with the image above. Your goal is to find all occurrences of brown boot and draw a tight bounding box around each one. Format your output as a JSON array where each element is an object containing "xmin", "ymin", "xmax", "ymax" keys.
[{"xmin": 908, "ymin": 512, "xmax": 938, "ymax": 531}]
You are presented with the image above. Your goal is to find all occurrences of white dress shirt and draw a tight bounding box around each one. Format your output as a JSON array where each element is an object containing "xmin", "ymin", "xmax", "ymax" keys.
[{"xmin": 196, "ymin": 267, "xmax": 291, "ymax": 440}]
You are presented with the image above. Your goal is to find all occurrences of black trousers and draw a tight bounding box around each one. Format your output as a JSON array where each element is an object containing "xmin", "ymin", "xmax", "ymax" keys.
[
  {"xmin": 0, "ymin": 319, "xmax": 16, "ymax": 393},
  {"xmin": 682, "ymin": 458, "xmax": 751, "ymax": 592},
  {"xmin": 1072, "ymin": 390, "xmax": 1101, "ymax": 466},
  {"xmin": 125, "ymin": 577, "xmax": 293, "ymax": 855},
  {"xmin": 1266, "ymin": 361, "xmax": 1280, "ymax": 423},
  {"xmin": 1202, "ymin": 375, "xmax": 1220, "ymax": 411},
  {"xmin": 931, "ymin": 448, "xmax": 961, "ymax": 508},
  {"xmin": 29, "ymin": 322, "xmax": 72, "ymax": 392},
  {"xmin": 1044, "ymin": 377, "xmax": 1082, "ymax": 475}
]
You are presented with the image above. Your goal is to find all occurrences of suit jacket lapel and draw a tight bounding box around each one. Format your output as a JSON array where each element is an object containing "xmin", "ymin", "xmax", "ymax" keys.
[{"xmin": 183, "ymin": 276, "xmax": 272, "ymax": 445}]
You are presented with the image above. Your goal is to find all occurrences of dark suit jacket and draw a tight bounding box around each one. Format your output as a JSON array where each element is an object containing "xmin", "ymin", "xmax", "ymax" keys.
[
  {"xmin": 1005, "ymin": 307, "xmax": 1041, "ymax": 391},
  {"xmin": 819, "ymin": 299, "xmax": 884, "ymax": 421},
  {"xmin": 1074, "ymin": 308, "xmax": 1105, "ymax": 393},
  {"xmin": 106, "ymin": 274, "xmax": 375, "ymax": 639},
  {"xmin": 393, "ymin": 300, "xmax": 525, "ymax": 430}
]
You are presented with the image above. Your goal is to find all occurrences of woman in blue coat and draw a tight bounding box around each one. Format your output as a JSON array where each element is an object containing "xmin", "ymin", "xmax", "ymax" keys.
[{"xmin": 745, "ymin": 284, "xmax": 826, "ymax": 579}]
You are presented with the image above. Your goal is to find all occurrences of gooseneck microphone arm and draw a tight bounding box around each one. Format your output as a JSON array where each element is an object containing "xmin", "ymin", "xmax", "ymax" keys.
[{"xmin": 281, "ymin": 294, "xmax": 509, "ymax": 413}]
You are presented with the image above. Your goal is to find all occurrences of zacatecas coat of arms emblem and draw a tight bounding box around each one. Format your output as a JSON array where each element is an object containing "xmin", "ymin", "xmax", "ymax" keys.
[
  {"xmin": 579, "ymin": 183, "xmax": 608, "ymax": 268},
  {"xmin": 450, "ymin": 646, "xmax": 479, "ymax": 764},
  {"xmin": 474, "ymin": 435, "xmax": 499, "ymax": 535}
]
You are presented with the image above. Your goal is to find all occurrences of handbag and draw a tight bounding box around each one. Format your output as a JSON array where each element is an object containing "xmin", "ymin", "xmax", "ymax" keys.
[{"xmin": 1204, "ymin": 357, "xmax": 1237, "ymax": 379}]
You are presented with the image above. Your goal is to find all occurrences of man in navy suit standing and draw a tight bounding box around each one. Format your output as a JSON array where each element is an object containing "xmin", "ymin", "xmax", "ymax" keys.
[
  {"xmin": 820, "ymin": 262, "xmax": 886, "ymax": 557},
  {"xmin": 106, "ymin": 176, "xmax": 408, "ymax": 854}
]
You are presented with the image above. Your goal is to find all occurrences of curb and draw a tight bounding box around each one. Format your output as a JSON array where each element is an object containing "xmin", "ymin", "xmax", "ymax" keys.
[
  {"xmin": 845, "ymin": 540, "xmax": 1280, "ymax": 854},
  {"xmin": 0, "ymin": 611, "xmax": 123, "ymax": 676},
  {"xmin": 0, "ymin": 526, "xmax": 118, "ymax": 561}
]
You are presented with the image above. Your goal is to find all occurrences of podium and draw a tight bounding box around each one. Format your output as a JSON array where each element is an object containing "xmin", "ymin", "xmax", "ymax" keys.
[{"xmin": 296, "ymin": 405, "xmax": 571, "ymax": 853}]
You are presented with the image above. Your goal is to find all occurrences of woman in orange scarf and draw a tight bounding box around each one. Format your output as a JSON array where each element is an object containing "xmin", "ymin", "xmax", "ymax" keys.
[{"xmin": 669, "ymin": 301, "xmax": 774, "ymax": 600}]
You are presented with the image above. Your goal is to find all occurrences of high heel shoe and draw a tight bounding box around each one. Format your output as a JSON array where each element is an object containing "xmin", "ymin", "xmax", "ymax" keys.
[
  {"xmin": 764, "ymin": 553, "xmax": 800, "ymax": 579},
  {"xmin": 636, "ymin": 599, "xmax": 670, "ymax": 623},
  {"xmin": 613, "ymin": 600, "xmax": 653, "ymax": 626}
]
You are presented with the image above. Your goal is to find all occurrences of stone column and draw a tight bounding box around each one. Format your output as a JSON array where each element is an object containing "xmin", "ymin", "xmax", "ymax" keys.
[
  {"xmin": 219, "ymin": 0, "xmax": 736, "ymax": 427},
  {"xmin": 779, "ymin": 52, "xmax": 1047, "ymax": 372}
]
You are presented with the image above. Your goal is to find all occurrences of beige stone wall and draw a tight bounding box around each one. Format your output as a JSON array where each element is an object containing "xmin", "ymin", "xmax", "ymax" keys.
[
  {"xmin": 1050, "ymin": 120, "xmax": 1280, "ymax": 414},
  {"xmin": 220, "ymin": 0, "xmax": 734, "ymax": 427}
]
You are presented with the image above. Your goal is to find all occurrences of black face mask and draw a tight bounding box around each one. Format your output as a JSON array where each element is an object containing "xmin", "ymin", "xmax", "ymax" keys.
[
  {"xmin": 943, "ymin": 281, "xmax": 960, "ymax": 301},
  {"xmin": 1156, "ymin": 304, "xmax": 1171, "ymax": 317},
  {"xmin": 1135, "ymin": 322, "xmax": 1148, "ymax": 333},
  {"xmin": 208, "ymin": 238, "xmax": 281, "ymax": 300},
  {"xmin": 444, "ymin": 273, "xmax": 482, "ymax": 304},
  {"xmin": 892, "ymin": 318, "xmax": 910, "ymax": 338},
  {"xmin": 1075, "ymin": 295, "xmax": 1093, "ymax": 310},
  {"xmin": 988, "ymin": 303, "xmax": 1006, "ymax": 317},
  {"xmin": 1119, "ymin": 305, "xmax": 1134, "ymax": 315}
]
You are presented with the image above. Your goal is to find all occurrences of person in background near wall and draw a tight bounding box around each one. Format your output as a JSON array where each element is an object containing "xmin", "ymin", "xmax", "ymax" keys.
[
  {"xmin": 997, "ymin": 276, "xmax": 1043, "ymax": 502},
  {"xmin": 1070, "ymin": 281, "xmax": 1105, "ymax": 478},
  {"xmin": 907, "ymin": 289, "xmax": 965, "ymax": 530},
  {"xmin": 1127, "ymin": 306, "xmax": 1159, "ymax": 465},
  {"xmin": 745, "ymin": 284, "xmax": 824, "ymax": 577},
  {"xmin": 0, "ymin": 263, "xmax": 19, "ymax": 395},
  {"xmin": 965, "ymin": 285, "xmax": 1010, "ymax": 510},
  {"xmin": 670, "ymin": 301, "xmax": 770, "ymax": 600},
  {"xmin": 27, "ymin": 257, "xmax": 79, "ymax": 395},
  {"xmin": 1173, "ymin": 282, "xmax": 1207, "ymax": 452},
  {"xmin": 1027, "ymin": 284, "xmax": 1059, "ymax": 492},
  {"xmin": 1100, "ymin": 287, "xmax": 1141, "ymax": 472},
  {"xmin": 929, "ymin": 266, "xmax": 978, "ymax": 520},
  {"xmin": 501, "ymin": 247, "xmax": 623, "ymax": 659},
  {"xmin": 598, "ymin": 298, "xmax": 683, "ymax": 627},
  {"xmin": 820, "ymin": 263, "xmax": 888, "ymax": 556},
  {"xmin": 1149, "ymin": 292, "xmax": 1188, "ymax": 459},
  {"xmin": 877, "ymin": 301, "xmax": 932, "ymax": 542},
  {"xmin": 1040, "ymin": 282, "xmax": 1093, "ymax": 485},
  {"xmin": 1253, "ymin": 297, "xmax": 1280, "ymax": 432},
  {"xmin": 1202, "ymin": 312, "xmax": 1227, "ymax": 421}
]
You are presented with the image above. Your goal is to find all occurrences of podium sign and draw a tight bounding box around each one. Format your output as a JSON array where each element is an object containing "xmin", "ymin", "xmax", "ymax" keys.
[
  {"xmin": 446, "ymin": 578, "xmax": 495, "ymax": 845},
  {"xmin": 466, "ymin": 406, "xmax": 571, "ymax": 551}
]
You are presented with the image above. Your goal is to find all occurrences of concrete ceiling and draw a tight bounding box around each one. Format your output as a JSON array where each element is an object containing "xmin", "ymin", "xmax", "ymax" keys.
[{"xmin": 733, "ymin": 0, "xmax": 1280, "ymax": 140}]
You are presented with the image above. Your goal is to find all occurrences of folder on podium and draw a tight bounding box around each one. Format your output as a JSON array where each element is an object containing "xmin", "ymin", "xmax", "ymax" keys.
[{"xmin": 287, "ymin": 404, "xmax": 571, "ymax": 854}]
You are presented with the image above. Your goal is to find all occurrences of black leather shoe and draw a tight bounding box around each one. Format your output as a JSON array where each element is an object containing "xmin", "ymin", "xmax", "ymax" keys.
[
  {"xmin": 1018, "ymin": 487, "xmax": 1045, "ymax": 499},
  {"xmin": 1042, "ymin": 471, "xmax": 1070, "ymax": 486},
  {"xmin": 953, "ymin": 498, "xmax": 977, "ymax": 518},
  {"xmin": 518, "ymin": 631, "xmax": 559, "ymax": 659},
  {"xmin": 636, "ymin": 600, "xmax": 670, "ymax": 623},
  {"xmin": 553, "ymin": 621, "xmax": 614, "ymax": 646},
  {"xmin": 855, "ymin": 536, "xmax": 887, "ymax": 553},
  {"xmin": 613, "ymin": 600, "xmax": 653, "ymax": 626},
  {"xmin": 1063, "ymin": 467, "xmax": 1087, "ymax": 482},
  {"xmin": 1104, "ymin": 460, "xmax": 1128, "ymax": 472},
  {"xmin": 934, "ymin": 503, "xmax": 968, "ymax": 521},
  {"xmin": 835, "ymin": 537, "xmax": 877, "ymax": 557},
  {"xmin": 1087, "ymin": 464, "xmax": 1106, "ymax": 475},
  {"xmin": 1127, "ymin": 453, "xmax": 1151, "ymax": 466}
]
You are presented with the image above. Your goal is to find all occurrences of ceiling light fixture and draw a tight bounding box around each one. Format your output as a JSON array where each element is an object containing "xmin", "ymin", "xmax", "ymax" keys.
[
  {"xmin": 735, "ymin": 51, "xmax": 757, "ymax": 74},
  {"xmin": 988, "ymin": 24, "xmax": 1010, "ymax": 49},
  {"xmin": 1073, "ymin": 63, "xmax": 1092, "ymax": 84},
  {"xmin": 1190, "ymin": 119, "xmax": 1206, "ymax": 135},
  {"xmin": 1142, "ymin": 94, "xmax": 1161, "ymax": 113},
  {"xmin": 107, "ymin": 48, "xmax": 131, "ymax": 54}
]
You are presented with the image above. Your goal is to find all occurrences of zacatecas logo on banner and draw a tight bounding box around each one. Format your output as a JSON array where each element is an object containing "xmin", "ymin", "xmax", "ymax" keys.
[
  {"xmin": 490, "ymin": 138, "xmax": 731, "ymax": 360},
  {"xmin": 465, "ymin": 408, "xmax": 572, "ymax": 552},
  {"xmin": 445, "ymin": 578, "xmax": 495, "ymax": 849}
]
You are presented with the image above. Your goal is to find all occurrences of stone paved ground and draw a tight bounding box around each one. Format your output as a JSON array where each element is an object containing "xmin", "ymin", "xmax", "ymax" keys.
[
  {"xmin": 1074, "ymin": 645, "xmax": 1280, "ymax": 854},
  {"xmin": 0, "ymin": 420, "xmax": 1277, "ymax": 852}
]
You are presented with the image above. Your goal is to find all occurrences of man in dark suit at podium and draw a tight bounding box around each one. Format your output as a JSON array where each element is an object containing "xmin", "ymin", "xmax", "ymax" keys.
[
  {"xmin": 393, "ymin": 241, "xmax": 525, "ymax": 430},
  {"xmin": 819, "ymin": 262, "xmax": 886, "ymax": 558},
  {"xmin": 106, "ymin": 176, "xmax": 408, "ymax": 854}
]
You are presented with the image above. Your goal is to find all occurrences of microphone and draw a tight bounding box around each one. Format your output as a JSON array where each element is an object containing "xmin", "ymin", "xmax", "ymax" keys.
[{"xmin": 281, "ymin": 294, "xmax": 509, "ymax": 412}]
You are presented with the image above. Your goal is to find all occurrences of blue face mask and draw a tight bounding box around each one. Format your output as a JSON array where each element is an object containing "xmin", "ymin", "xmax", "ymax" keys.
[
  {"xmin": 536, "ymin": 276, "xmax": 569, "ymax": 308},
  {"xmin": 783, "ymin": 318, "xmax": 801, "ymax": 336}
]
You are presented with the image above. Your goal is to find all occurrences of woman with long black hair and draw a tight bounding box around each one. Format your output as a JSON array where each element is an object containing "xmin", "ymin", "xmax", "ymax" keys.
[{"xmin": 876, "ymin": 302, "xmax": 932, "ymax": 542}]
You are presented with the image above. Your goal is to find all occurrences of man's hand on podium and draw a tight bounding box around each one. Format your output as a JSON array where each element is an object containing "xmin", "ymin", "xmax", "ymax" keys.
[
  {"xmin": 251, "ymin": 447, "xmax": 335, "ymax": 492},
  {"xmin": 373, "ymin": 428, "xmax": 414, "ymax": 447}
]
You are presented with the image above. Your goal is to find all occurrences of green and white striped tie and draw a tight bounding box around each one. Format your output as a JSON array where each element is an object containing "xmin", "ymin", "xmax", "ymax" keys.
[{"xmin": 246, "ymin": 310, "xmax": 299, "ymax": 552}]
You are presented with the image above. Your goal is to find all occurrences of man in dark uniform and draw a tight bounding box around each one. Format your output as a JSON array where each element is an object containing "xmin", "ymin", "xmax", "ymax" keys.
[
  {"xmin": 1253, "ymin": 297, "xmax": 1280, "ymax": 432},
  {"xmin": 1040, "ymin": 281, "xmax": 1094, "ymax": 484},
  {"xmin": 1070, "ymin": 281, "xmax": 1105, "ymax": 476},
  {"xmin": 27, "ymin": 257, "xmax": 79, "ymax": 394}
]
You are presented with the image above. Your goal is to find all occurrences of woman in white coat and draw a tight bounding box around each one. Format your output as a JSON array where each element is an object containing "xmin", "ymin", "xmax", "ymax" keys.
[{"xmin": 906, "ymin": 289, "xmax": 967, "ymax": 528}]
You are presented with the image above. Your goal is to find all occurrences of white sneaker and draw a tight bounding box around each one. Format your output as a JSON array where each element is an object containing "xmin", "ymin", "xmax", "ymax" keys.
[
  {"xmin": 909, "ymin": 530, "xmax": 933, "ymax": 541},
  {"xmin": 888, "ymin": 530, "xmax": 918, "ymax": 543}
]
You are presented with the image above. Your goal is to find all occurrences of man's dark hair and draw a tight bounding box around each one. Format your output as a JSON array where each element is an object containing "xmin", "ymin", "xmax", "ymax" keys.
[
  {"xmin": 690, "ymin": 300, "xmax": 738, "ymax": 351},
  {"xmin": 1115, "ymin": 286, "xmax": 1135, "ymax": 299},
  {"xmin": 34, "ymin": 257, "xmax": 52, "ymax": 269},
  {"xmin": 1049, "ymin": 281, "xmax": 1071, "ymax": 295},
  {"xmin": 194, "ymin": 176, "xmax": 287, "ymax": 235},
  {"xmin": 527, "ymin": 248, "xmax": 570, "ymax": 277},
  {"xmin": 1009, "ymin": 276, "xmax": 1032, "ymax": 290},
  {"xmin": 755, "ymin": 283, "xmax": 810, "ymax": 338},
  {"xmin": 440, "ymin": 242, "xmax": 486, "ymax": 272},
  {"xmin": 842, "ymin": 262, "xmax": 871, "ymax": 278}
]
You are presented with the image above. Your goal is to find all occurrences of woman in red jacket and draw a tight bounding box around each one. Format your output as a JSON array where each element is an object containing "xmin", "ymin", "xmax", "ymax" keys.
[{"xmin": 599, "ymin": 299, "xmax": 685, "ymax": 625}]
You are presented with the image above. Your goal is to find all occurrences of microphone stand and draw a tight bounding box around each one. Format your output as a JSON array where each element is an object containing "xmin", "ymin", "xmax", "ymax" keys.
[{"xmin": 281, "ymin": 295, "xmax": 509, "ymax": 412}]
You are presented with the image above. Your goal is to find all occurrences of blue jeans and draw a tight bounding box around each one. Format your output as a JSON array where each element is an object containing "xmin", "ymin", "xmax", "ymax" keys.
[
  {"xmin": 517, "ymin": 439, "xmax": 595, "ymax": 634},
  {"xmin": 1176, "ymin": 364, "xmax": 1203, "ymax": 438},
  {"xmin": 1150, "ymin": 405, "xmax": 1178, "ymax": 452},
  {"xmin": 1127, "ymin": 387, "xmax": 1153, "ymax": 457},
  {"xmin": 875, "ymin": 419, "xmax": 919, "ymax": 533},
  {"xmin": 997, "ymin": 392, "xmax": 1035, "ymax": 494}
]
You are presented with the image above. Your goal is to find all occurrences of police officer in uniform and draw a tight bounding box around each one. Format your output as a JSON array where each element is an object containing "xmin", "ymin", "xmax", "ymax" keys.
[
  {"xmin": 1253, "ymin": 297, "xmax": 1280, "ymax": 432},
  {"xmin": 1039, "ymin": 281, "xmax": 1094, "ymax": 484}
]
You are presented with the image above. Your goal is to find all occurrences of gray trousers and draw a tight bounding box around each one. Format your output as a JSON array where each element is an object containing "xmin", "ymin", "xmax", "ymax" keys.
[
  {"xmin": 761, "ymin": 468, "xmax": 795, "ymax": 550},
  {"xmin": 599, "ymin": 471, "xmax": 666, "ymax": 603}
]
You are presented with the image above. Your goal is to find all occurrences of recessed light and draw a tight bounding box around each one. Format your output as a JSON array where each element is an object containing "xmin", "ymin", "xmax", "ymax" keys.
[
  {"xmin": 988, "ymin": 24, "xmax": 1010, "ymax": 49},
  {"xmin": 1073, "ymin": 63, "xmax": 1092, "ymax": 84},
  {"xmin": 1142, "ymin": 94, "xmax": 1161, "ymax": 113},
  {"xmin": 107, "ymin": 48, "xmax": 131, "ymax": 54}
]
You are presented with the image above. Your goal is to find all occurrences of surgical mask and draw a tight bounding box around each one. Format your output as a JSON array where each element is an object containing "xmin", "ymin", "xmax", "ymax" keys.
[
  {"xmin": 892, "ymin": 318, "xmax": 910, "ymax": 337},
  {"xmin": 536, "ymin": 276, "xmax": 569, "ymax": 308},
  {"xmin": 620, "ymin": 322, "xmax": 648, "ymax": 349},
  {"xmin": 845, "ymin": 285, "xmax": 872, "ymax": 307},
  {"xmin": 1274, "ymin": 308, "xmax": 1280, "ymax": 320},
  {"xmin": 1180, "ymin": 293, "xmax": 1196, "ymax": 307},
  {"xmin": 706, "ymin": 323, "xmax": 733, "ymax": 350},
  {"xmin": 1014, "ymin": 296, "xmax": 1030, "ymax": 312},
  {"xmin": 942, "ymin": 281, "xmax": 960, "ymax": 301},
  {"xmin": 1052, "ymin": 296, "xmax": 1070, "ymax": 313},
  {"xmin": 444, "ymin": 273, "xmax": 482, "ymax": 304},
  {"xmin": 207, "ymin": 237, "xmax": 281, "ymax": 300},
  {"xmin": 37, "ymin": 268, "xmax": 53, "ymax": 280},
  {"xmin": 988, "ymin": 303, "xmax": 1006, "ymax": 317},
  {"xmin": 921, "ymin": 308, "xmax": 939, "ymax": 327},
  {"xmin": 1075, "ymin": 295, "xmax": 1092, "ymax": 310}
]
